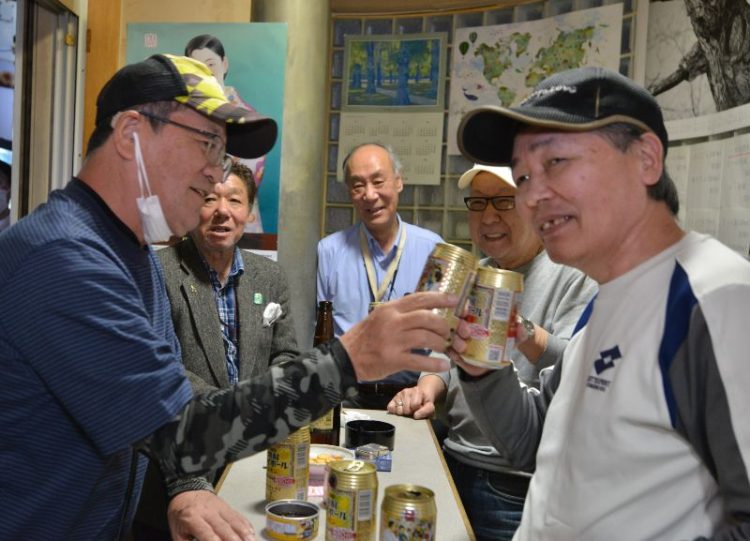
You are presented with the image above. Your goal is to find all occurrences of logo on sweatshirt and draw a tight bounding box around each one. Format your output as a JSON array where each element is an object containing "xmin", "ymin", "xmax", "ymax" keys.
[{"xmin": 586, "ymin": 345, "xmax": 622, "ymax": 391}]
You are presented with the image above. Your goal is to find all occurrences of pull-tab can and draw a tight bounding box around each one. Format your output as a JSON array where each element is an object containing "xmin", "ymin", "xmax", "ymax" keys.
[
  {"xmin": 266, "ymin": 426, "xmax": 311, "ymax": 502},
  {"xmin": 416, "ymin": 243, "xmax": 477, "ymax": 329},
  {"xmin": 326, "ymin": 460, "xmax": 378, "ymax": 540},
  {"xmin": 379, "ymin": 484, "xmax": 436, "ymax": 541},
  {"xmin": 463, "ymin": 266, "xmax": 524, "ymax": 368}
]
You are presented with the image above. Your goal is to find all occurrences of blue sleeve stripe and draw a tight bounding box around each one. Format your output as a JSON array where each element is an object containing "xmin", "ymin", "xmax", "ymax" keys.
[
  {"xmin": 572, "ymin": 294, "xmax": 597, "ymax": 336},
  {"xmin": 659, "ymin": 262, "xmax": 698, "ymax": 428}
]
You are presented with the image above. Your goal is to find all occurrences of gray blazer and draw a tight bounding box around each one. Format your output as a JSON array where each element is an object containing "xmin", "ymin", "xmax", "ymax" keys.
[{"xmin": 157, "ymin": 237, "xmax": 300, "ymax": 393}]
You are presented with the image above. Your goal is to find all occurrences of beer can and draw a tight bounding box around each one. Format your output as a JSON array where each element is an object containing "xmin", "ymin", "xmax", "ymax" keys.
[
  {"xmin": 379, "ymin": 484, "xmax": 436, "ymax": 541},
  {"xmin": 266, "ymin": 426, "xmax": 311, "ymax": 502},
  {"xmin": 416, "ymin": 243, "xmax": 478, "ymax": 329},
  {"xmin": 463, "ymin": 267, "xmax": 524, "ymax": 369},
  {"xmin": 265, "ymin": 500, "xmax": 320, "ymax": 540},
  {"xmin": 326, "ymin": 460, "xmax": 378, "ymax": 541}
]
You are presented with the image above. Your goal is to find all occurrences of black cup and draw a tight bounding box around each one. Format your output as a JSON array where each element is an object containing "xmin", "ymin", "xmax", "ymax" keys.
[{"xmin": 344, "ymin": 420, "xmax": 395, "ymax": 450}]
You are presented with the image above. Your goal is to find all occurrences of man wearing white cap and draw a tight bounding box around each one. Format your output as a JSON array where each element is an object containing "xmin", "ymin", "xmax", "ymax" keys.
[{"xmin": 389, "ymin": 164, "xmax": 595, "ymax": 540}]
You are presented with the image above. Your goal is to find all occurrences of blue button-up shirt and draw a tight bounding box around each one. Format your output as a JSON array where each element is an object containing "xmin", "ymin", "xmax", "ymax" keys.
[{"xmin": 316, "ymin": 216, "xmax": 443, "ymax": 384}]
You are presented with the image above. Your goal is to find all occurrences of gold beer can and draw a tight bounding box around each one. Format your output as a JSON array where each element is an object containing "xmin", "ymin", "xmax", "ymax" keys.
[
  {"xmin": 416, "ymin": 243, "xmax": 478, "ymax": 329},
  {"xmin": 326, "ymin": 460, "xmax": 378, "ymax": 541},
  {"xmin": 463, "ymin": 267, "xmax": 524, "ymax": 369},
  {"xmin": 266, "ymin": 426, "xmax": 311, "ymax": 502},
  {"xmin": 379, "ymin": 484, "xmax": 436, "ymax": 541}
]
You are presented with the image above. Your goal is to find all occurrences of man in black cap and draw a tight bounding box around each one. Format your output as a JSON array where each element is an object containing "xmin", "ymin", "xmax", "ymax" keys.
[
  {"xmin": 451, "ymin": 66, "xmax": 750, "ymax": 539},
  {"xmin": 0, "ymin": 54, "xmax": 456, "ymax": 540}
]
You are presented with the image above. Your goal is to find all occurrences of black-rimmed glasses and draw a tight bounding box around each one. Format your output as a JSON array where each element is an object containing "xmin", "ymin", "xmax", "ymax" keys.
[
  {"xmin": 139, "ymin": 111, "xmax": 232, "ymax": 181},
  {"xmin": 464, "ymin": 196, "xmax": 515, "ymax": 211}
]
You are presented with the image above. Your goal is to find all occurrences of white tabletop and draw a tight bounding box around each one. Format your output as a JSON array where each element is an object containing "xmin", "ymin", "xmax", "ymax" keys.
[{"xmin": 218, "ymin": 409, "xmax": 475, "ymax": 540}]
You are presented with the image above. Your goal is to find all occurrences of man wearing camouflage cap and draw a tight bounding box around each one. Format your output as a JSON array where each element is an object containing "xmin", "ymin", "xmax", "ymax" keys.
[
  {"xmin": 451, "ymin": 66, "xmax": 750, "ymax": 539},
  {"xmin": 0, "ymin": 54, "xmax": 455, "ymax": 540}
]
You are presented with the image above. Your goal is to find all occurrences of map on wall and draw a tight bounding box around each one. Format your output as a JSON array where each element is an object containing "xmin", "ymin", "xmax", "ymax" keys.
[{"xmin": 447, "ymin": 3, "xmax": 623, "ymax": 155}]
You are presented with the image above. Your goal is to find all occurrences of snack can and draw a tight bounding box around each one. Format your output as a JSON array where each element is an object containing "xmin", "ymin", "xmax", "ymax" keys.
[
  {"xmin": 463, "ymin": 267, "xmax": 524, "ymax": 368},
  {"xmin": 266, "ymin": 426, "xmax": 311, "ymax": 502},
  {"xmin": 379, "ymin": 484, "xmax": 436, "ymax": 541},
  {"xmin": 265, "ymin": 500, "xmax": 320, "ymax": 540},
  {"xmin": 326, "ymin": 460, "xmax": 378, "ymax": 541},
  {"xmin": 416, "ymin": 243, "xmax": 478, "ymax": 329}
]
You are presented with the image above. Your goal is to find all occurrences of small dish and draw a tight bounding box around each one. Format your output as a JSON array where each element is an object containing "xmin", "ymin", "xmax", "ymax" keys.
[
  {"xmin": 344, "ymin": 419, "xmax": 396, "ymax": 450},
  {"xmin": 309, "ymin": 444, "xmax": 355, "ymax": 478}
]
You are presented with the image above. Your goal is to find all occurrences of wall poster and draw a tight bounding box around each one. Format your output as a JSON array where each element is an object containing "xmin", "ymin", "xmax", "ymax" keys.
[
  {"xmin": 127, "ymin": 23, "xmax": 287, "ymax": 255},
  {"xmin": 646, "ymin": 1, "xmax": 750, "ymax": 257}
]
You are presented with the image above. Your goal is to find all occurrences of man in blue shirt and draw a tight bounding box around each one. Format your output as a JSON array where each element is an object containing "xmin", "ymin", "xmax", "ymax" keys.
[{"xmin": 317, "ymin": 143, "xmax": 443, "ymax": 408}]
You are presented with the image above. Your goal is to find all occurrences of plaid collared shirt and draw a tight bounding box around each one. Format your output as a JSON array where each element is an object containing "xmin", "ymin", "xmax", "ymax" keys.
[{"xmin": 203, "ymin": 248, "xmax": 245, "ymax": 384}]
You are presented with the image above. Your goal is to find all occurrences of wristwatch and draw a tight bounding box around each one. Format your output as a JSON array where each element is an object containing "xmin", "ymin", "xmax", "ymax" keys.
[{"xmin": 519, "ymin": 315, "xmax": 536, "ymax": 343}]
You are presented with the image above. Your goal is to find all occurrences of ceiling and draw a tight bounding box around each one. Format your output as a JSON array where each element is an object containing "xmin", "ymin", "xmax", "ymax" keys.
[{"xmin": 330, "ymin": 0, "xmax": 520, "ymax": 15}]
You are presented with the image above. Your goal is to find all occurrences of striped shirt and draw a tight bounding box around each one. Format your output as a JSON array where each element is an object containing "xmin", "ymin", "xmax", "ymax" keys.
[
  {"xmin": 201, "ymin": 248, "xmax": 245, "ymax": 384},
  {"xmin": 0, "ymin": 178, "xmax": 192, "ymax": 539}
]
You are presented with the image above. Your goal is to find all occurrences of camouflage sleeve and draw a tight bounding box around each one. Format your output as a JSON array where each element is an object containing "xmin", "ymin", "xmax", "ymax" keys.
[
  {"xmin": 165, "ymin": 475, "xmax": 214, "ymax": 498},
  {"xmin": 141, "ymin": 339, "xmax": 356, "ymax": 484}
]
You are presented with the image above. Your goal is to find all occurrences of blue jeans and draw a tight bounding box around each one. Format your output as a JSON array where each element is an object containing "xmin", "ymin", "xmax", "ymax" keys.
[{"xmin": 445, "ymin": 453, "xmax": 528, "ymax": 541}]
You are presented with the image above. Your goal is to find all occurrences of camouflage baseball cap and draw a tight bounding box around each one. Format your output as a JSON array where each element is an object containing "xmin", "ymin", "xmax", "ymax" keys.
[{"xmin": 95, "ymin": 54, "xmax": 277, "ymax": 159}]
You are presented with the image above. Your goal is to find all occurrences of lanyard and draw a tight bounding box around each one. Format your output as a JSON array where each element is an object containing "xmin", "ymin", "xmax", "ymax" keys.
[{"xmin": 359, "ymin": 224, "xmax": 407, "ymax": 303}]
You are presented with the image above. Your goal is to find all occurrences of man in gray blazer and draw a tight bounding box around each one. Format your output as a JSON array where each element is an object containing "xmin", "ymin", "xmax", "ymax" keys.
[
  {"xmin": 133, "ymin": 161, "xmax": 298, "ymax": 539},
  {"xmin": 157, "ymin": 167, "xmax": 298, "ymax": 392}
]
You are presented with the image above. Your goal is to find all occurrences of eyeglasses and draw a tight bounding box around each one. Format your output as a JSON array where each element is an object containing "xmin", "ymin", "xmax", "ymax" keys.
[
  {"xmin": 464, "ymin": 196, "xmax": 515, "ymax": 211},
  {"xmin": 139, "ymin": 111, "xmax": 233, "ymax": 181}
]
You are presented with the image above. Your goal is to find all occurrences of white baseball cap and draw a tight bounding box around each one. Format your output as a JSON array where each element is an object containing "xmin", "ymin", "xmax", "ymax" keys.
[{"xmin": 457, "ymin": 164, "xmax": 515, "ymax": 190}]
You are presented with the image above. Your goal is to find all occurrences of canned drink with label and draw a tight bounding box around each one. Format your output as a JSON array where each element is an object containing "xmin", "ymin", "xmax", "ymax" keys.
[
  {"xmin": 265, "ymin": 500, "xmax": 320, "ymax": 541},
  {"xmin": 463, "ymin": 267, "xmax": 524, "ymax": 369},
  {"xmin": 266, "ymin": 426, "xmax": 311, "ymax": 502},
  {"xmin": 326, "ymin": 460, "xmax": 378, "ymax": 541},
  {"xmin": 416, "ymin": 243, "xmax": 478, "ymax": 329},
  {"xmin": 379, "ymin": 484, "xmax": 436, "ymax": 541}
]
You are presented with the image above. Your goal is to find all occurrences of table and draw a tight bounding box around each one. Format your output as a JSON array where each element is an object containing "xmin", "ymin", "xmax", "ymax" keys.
[{"xmin": 218, "ymin": 409, "xmax": 476, "ymax": 540}]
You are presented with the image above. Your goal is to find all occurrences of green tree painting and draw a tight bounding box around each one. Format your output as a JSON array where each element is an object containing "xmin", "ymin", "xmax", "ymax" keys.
[{"xmin": 345, "ymin": 35, "xmax": 445, "ymax": 108}]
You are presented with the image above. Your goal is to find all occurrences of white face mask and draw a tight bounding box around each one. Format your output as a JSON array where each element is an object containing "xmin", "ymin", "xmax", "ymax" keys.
[{"xmin": 132, "ymin": 132, "xmax": 174, "ymax": 244}]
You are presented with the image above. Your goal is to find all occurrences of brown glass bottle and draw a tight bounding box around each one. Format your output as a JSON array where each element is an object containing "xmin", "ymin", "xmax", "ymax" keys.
[{"xmin": 310, "ymin": 301, "xmax": 340, "ymax": 445}]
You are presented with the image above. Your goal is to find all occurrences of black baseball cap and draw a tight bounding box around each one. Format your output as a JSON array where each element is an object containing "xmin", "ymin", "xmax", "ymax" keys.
[
  {"xmin": 457, "ymin": 66, "xmax": 668, "ymax": 165},
  {"xmin": 95, "ymin": 54, "xmax": 277, "ymax": 159}
]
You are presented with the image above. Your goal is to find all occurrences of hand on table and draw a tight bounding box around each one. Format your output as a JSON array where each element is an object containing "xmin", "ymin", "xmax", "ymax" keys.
[
  {"xmin": 341, "ymin": 292, "xmax": 456, "ymax": 381},
  {"xmin": 388, "ymin": 386, "xmax": 435, "ymax": 419},
  {"xmin": 168, "ymin": 490, "xmax": 255, "ymax": 541},
  {"xmin": 387, "ymin": 374, "xmax": 447, "ymax": 419}
]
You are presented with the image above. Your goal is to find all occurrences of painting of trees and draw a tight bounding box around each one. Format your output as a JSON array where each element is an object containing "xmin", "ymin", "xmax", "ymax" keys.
[
  {"xmin": 345, "ymin": 34, "xmax": 446, "ymax": 108},
  {"xmin": 648, "ymin": 0, "xmax": 750, "ymax": 112}
]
